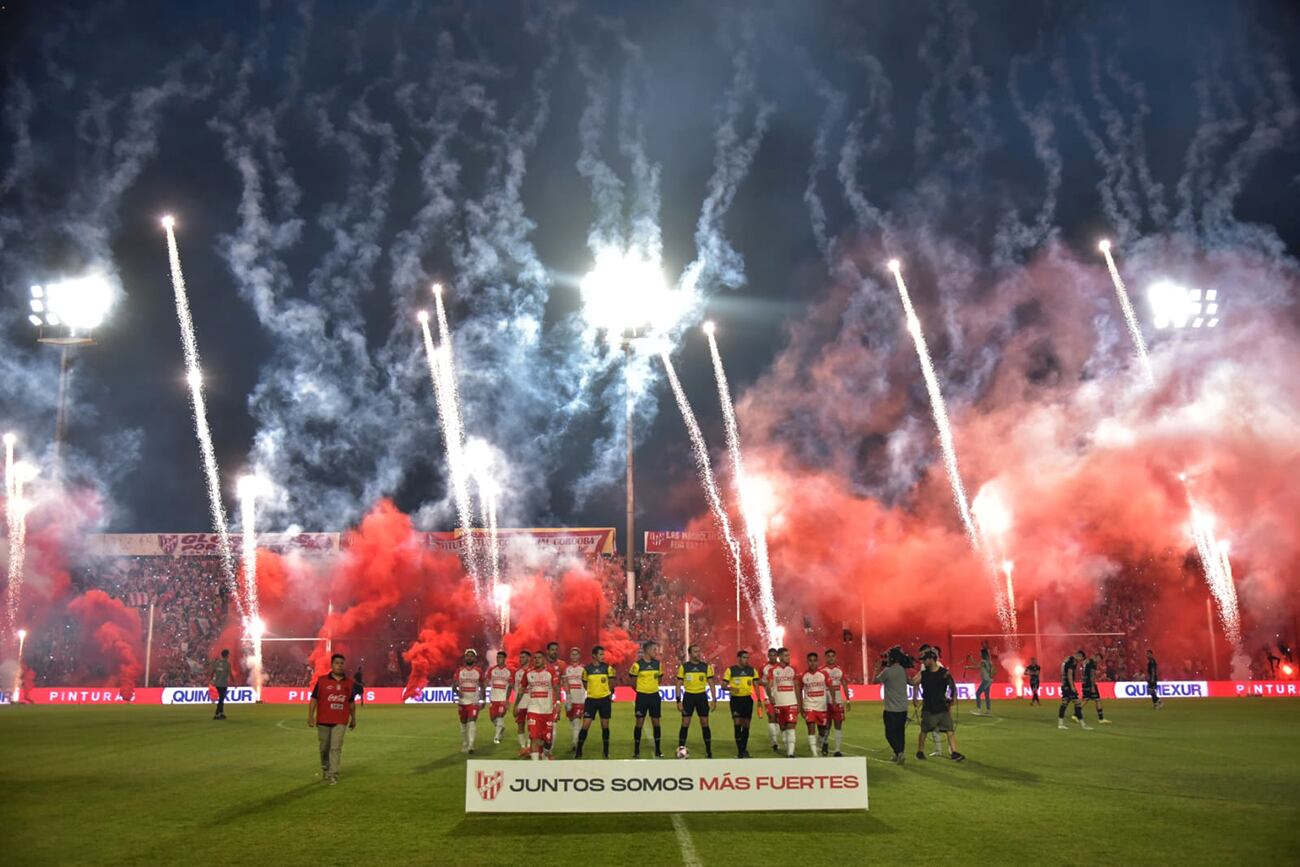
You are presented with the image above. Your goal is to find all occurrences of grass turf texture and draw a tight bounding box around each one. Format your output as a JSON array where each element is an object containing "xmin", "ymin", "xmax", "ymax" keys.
[{"xmin": 2, "ymin": 699, "xmax": 1298, "ymax": 865}]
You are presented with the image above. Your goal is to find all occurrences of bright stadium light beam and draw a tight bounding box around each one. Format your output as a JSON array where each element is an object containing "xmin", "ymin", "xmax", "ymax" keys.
[
  {"xmin": 1097, "ymin": 240, "xmax": 1155, "ymax": 386},
  {"xmin": 705, "ymin": 323, "xmax": 779, "ymax": 644},
  {"xmin": 30, "ymin": 274, "xmax": 114, "ymax": 333},
  {"xmin": 162, "ymin": 217, "xmax": 241, "ymax": 618},
  {"xmin": 658, "ymin": 348, "xmax": 758, "ymax": 631}
]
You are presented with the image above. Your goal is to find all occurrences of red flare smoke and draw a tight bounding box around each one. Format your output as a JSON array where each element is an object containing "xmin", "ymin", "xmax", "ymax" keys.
[{"xmin": 67, "ymin": 589, "xmax": 143, "ymax": 700}]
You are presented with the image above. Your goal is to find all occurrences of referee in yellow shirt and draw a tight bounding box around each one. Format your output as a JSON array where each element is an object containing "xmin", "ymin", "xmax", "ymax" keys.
[
  {"xmin": 628, "ymin": 641, "xmax": 664, "ymax": 758},
  {"xmin": 575, "ymin": 645, "xmax": 614, "ymax": 758},
  {"xmin": 723, "ymin": 649, "xmax": 759, "ymax": 758},
  {"xmin": 676, "ymin": 644, "xmax": 717, "ymax": 758}
]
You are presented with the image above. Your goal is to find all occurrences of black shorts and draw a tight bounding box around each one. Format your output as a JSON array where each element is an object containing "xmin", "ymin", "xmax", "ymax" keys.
[
  {"xmin": 1029, "ymin": 680, "xmax": 1040, "ymax": 691},
  {"xmin": 1082, "ymin": 685, "xmax": 1100, "ymax": 701},
  {"xmin": 729, "ymin": 695, "xmax": 754, "ymax": 720},
  {"xmin": 583, "ymin": 696, "xmax": 612, "ymax": 720},
  {"xmin": 634, "ymin": 692, "xmax": 662, "ymax": 719},
  {"xmin": 680, "ymin": 692, "xmax": 710, "ymax": 717},
  {"xmin": 1060, "ymin": 685, "xmax": 1079, "ymax": 701}
]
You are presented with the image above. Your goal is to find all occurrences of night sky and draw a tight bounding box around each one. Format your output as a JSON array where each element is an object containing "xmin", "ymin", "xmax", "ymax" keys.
[{"xmin": 1, "ymin": 0, "xmax": 1297, "ymax": 549}]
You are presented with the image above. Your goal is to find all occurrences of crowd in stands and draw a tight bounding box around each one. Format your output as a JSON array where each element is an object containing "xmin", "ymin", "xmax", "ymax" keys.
[{"xmin": 19, "ymin": 551, "xmax": 1296, "ymax": 688}]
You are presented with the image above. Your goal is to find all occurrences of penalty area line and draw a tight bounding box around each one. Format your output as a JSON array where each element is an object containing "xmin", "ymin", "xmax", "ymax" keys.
[{"xmin": 671, "ymin": 813, "xmax": 702, "ymax": 867}]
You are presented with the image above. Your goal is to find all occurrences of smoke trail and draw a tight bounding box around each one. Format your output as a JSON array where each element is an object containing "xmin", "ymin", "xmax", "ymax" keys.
[
  {"xmin": 704, "ymin": 327, "xmax": 778, "ymax": 644},
  {"xmin": 657, "ymin": 348, "xmax": 756, "ymax": 630},
  {"xmin": 162, "ymin": 219, "xmax": 241, "ymax": 617},
  {"xmin": 237, "ymin": 476, "xmax": 267, "ymax": 696}
]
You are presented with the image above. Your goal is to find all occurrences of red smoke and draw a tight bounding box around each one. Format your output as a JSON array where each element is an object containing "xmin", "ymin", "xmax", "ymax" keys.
[{"xmin": 67, "ymin": 589, "xmax": 143, "ymax": 699}]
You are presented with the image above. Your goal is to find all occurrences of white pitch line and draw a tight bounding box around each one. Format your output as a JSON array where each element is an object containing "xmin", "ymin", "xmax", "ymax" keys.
[{"xmin": 671, "ymin": 813, "xmax": 702, "ymax": 867}]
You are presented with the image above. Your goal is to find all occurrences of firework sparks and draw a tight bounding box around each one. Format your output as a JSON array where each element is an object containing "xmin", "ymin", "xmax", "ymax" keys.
[
  {"xmin": 237, "ymin": 474, "xmax": 270, "ymax": 697},
  {"xmin": 658, "ymin": 348, "xmax": 756, "ymax": 628},
  {"xmin": 417, "ymin": 302, "xmax": 482, "ymax": 596},
  {"xmin": 1098, "ymin": 240, "xmax": 1155, "ymax": 386},
  {"xmin": 971, "ymin": 483, "xmax": 1017, "ymax": 633},
  {"xmin": 703, "ymin": 322, "xmax": 779, "ymax": 645},
  {"xmin": 3, "ymin": 432, "xmax": 15, "ymax": 639},
  {"xmin": 162, "ymin": 216, "xmax": 241, "ymax": 617},
  {"xmin": 5, "ymin": 451, "xmax": 37, "ymax": 641}
]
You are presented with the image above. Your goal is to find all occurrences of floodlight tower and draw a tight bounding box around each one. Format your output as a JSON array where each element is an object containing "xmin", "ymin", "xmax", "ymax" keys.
[
  {"xmin": 28, "ymin": 274, "xmax": 115, "ymax": 472},
  {"xmin": 580, "ymin": 247, "xmax": 683, "ymax": 607}
]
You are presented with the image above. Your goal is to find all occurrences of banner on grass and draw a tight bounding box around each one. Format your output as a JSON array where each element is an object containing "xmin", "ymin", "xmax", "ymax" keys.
[{"xmin": 464, "ymin": 758, "xmax": 868, "ymax": 813}]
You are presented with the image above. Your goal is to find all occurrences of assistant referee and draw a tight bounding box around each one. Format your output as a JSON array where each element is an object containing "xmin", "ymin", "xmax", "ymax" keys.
[
  {"xmin": 676, "ymin": 644, "xmax": 717, "ymax": 758},
  {"xmin": 628, "ymin": 641, "xmax": 664, "ymax": 758},
  {"xmin": 575, "ymin": 645, "xmax": 614, "ymax": 758},
  {"xmin": 723, "ymin": 649, "xmax": 758, "ymax": 758}
]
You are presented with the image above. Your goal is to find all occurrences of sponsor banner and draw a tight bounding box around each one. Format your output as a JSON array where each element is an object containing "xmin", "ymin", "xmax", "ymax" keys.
[
  {"xmin": 162, "ymin": 686, "xmax": 259, "ymax": 705},
  {"xmin": 84, "ymin": 533, "xmax": 340, "ymax": 558},
  {"xmin": 425, "ymin": 528, "xmax": 615, "ymax": 557},
  {"xmin": 1111, "ymin": 680, "xmax": 1209, "ymax": 699},
  {"xmin": 644, "ymin": 530, "xmax": 720, "ymax": 554},
  {"xmin": 15, "ymin": 681, "xmax": 1298, "ymax": 705},
  {"xmin": 465, "ymin": 758, "xmax": 868, "ymax": 813}
]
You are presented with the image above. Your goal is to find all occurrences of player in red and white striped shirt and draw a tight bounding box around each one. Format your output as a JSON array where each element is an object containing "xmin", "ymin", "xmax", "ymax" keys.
[
  {"xmin": 512, "ymin": 650, "xmax": 532, "ymax": 754},
  {"xmin": 822, "ymin": 648, "xmax": 850, "ymax": 757},
  {"xmin": 562, "ymin": 647, "xmax": 587, "ymax": 753},
  {"xmin": 452, "ymin": 649, "xmax": 484, "ymax": 754},
  {"xmin": 512, "ymin": 650, "xmax": 560, "ymax": 761},
  {"xmin": 486, "ymin": 650, "xmax": 513, "ymax": 745},
  {"xmin": 800, "ymin": 651, "xmax": 831, "ymax": 757},
  {"xmin": 770, "ymin": 647, "xmax": 799, "ymax": 757},
  {"xmin": 760, "ymin": 647, "xmax": 780, "ymax": 752}
]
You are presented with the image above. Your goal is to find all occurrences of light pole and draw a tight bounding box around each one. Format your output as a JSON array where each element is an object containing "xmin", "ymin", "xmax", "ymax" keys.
[
  {"xmin": 580, "ymin": 245, "xmax": 687, "ymax": 609},
  {"xmin": 28, "ymin": 275, "xmax": 114, "ymax": 473}
]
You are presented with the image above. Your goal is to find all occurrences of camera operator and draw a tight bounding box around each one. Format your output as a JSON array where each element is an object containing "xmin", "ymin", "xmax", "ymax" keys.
[
  {"xmin": 872, "ymin": 646, "xmax": 912, "ymax": 763},
  {"xmin": 909, "ymin": 649, "xmax": 966, "ymax": 762}
]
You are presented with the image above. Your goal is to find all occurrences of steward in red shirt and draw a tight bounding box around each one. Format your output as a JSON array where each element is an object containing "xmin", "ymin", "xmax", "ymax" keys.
[{"xmin": 309, "ymin": 653, "xmax": 357, "ymax": 785}]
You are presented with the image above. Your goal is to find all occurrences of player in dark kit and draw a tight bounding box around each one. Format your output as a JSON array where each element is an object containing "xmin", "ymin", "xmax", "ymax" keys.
[
  {"xmin": 575, "ymin": 645, "xmax": 615, "ymax": 758},
  {"xmin": 676, "ymin": 644, "xmax": 717, "ymax": 758},
  {"xmin": 628, "ymin": 641, "xmax": 665, "ymax": 758},
  {"xmin": 1024, "ymin": 658, "xmax": 1042, "ymax": 705},
  {"xmin": 1058, "ymin": 650, "xmax": 1091, "ymax": 730},
  {"xmin": 1146, "ymin": 649, "xmax": 1164, "ymax": 708},
  {"xmin": 1081, "ymin": 653, "xmax": 1111, "ymax": 724},
  {"xmin": 723, "ymin": 650, "xmax": 758, "ymax": 757}
]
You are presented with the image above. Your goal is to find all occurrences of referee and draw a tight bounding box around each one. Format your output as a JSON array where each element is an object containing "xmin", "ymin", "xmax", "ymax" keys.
[
  {"xmin": 628, "ymin": 641, "xmax": 665, "ymax": 758},
  {"xmin": 723, "ymin": 650, "xmax": 758, "ymax": 758},
  {"xmin": 676, "ymin": 644, "xmax": 717, "ymax": 758},
  {"xmin": 575, "ymin": 645, "xmax": 615, "ymax": 758}
]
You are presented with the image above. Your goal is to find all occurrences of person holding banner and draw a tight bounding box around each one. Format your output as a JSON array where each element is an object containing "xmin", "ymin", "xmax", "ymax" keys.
[
  {"xmin": 514, "ymin": 650, "xmax": 560, "ymax": 761},
  {"xmin": 576, "ymin": 645, "xmax": 615, "ymax": 759},
  {"xmin": 628, "ymin": 642, "xmax": 665, "ymax": 758},
  {"xmin": 723, "ymin": 650, "xmax": 759, "ymax": 758},
  {"xmin": 676, "ymin": 644, "xmax": 717, "ymax": 758}
]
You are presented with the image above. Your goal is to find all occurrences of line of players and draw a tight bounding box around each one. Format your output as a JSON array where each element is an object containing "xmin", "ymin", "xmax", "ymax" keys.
[{"xmin": 450, "ymin": 641, "xmax": 853, "ymax": 759}]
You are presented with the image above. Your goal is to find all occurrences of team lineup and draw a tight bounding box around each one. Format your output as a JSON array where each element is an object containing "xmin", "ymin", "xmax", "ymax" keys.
[{"xmin": 299, "ymin": 640, "xmax": 1169, "ymax": 782}]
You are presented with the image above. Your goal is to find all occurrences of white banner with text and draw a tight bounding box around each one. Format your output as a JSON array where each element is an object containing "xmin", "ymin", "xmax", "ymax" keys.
[{"xmin": 464, "ymin": 757, "xmax": 868, "ymax": 813}]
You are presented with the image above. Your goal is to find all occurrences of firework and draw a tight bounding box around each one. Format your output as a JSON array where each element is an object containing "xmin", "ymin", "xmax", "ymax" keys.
[
  {"xmin": 162, "ymin": 216, "xmax": 241, "ymax": 616},
  {"xmin": 5, "ymin": 453, "xmax": 37, "ymax": 641},
  {"xmin": 703, "ymin": 322, "xmax": 779, "ymax": 645},
  {"xmin": 3, "ymin": 432, "xmax": 14, "ymax": 638},
  {"xmin": 971, "ymin": 483, "xmax": 1017, "ymax": 632},
  {"xmin": 1102, "ymin": 243, "xmax": 1242, "ymax": 650},
  {"xmin": 237, "ymin": 474, "xmax": 270, "ymax": 697},
  {"xmin": 1098, "ymin": 240, "xmax": 1155, "ymax": 386},
  {"xmin": 658, "ymin": 348, "xmax": 755, "ymax": 629},
  {"xmin": 417, "ymin": 304, "xmax": 481, "ymax": 595}
]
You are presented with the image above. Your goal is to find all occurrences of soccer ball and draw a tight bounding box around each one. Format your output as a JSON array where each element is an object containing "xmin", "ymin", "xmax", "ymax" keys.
[{"xmin": 675, "ymin": 746, "xmax": 690, "ymax": 759}]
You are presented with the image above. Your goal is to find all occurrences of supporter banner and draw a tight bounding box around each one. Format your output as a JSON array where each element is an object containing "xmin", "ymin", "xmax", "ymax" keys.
[
  {"xmin": 644, "ymin": 530, "xmax": 721, "ymax": 554},
  {"xmin": 465, "ymin": 758, "xmax": 868, "ymax": 813},
  {"xmin": 426, "ymin": 528, "xmax": 615, "ymax": 557},
  {"xmin": 11, "ymin": 681, "xmax": 1296, "ymax": 705},
  {"xmin": 84, "ymin": 533, "xmax": 340, "ymax": 558}
]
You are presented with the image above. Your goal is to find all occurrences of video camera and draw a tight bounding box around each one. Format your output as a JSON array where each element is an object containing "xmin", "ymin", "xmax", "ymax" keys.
[{"xmin": 880, "ymin": 645, "xmax": 915, "ymax": 669}]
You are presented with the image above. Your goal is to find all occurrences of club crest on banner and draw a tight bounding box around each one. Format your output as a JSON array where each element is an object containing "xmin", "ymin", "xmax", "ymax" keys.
[{"xmin": 476, "ymin": 770, "xmax": 504, "ymax": 801}]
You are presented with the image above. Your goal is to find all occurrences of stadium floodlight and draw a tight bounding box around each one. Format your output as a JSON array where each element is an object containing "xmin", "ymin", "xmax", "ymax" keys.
[
  {"xmin": 1148, "ymin": 280, "xmax": 1220, "ymax": 329},
  {"xmin": 30, "ymin": 275, "xmax": 114, "ymax": 336},
  {"xmin": 580, "ymin": 246, "xmax": 686, "ymax": 337}
]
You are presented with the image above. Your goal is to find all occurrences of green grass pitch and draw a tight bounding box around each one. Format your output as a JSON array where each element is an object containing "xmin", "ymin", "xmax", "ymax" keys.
[{"xmin": 2, "ymin": 699, "xmax": 1297, "ymax": 865}]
